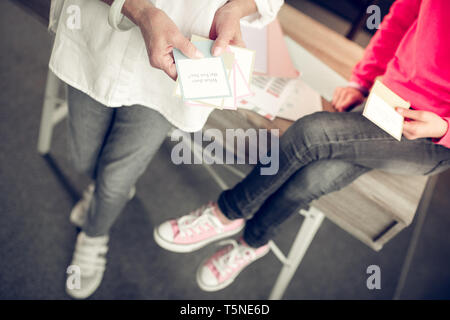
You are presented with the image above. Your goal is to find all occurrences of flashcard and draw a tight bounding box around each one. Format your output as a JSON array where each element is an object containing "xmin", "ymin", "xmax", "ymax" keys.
[
  {"xmin": 192, "ymin": 36, "xmax": 254, "ymax": 108},
  {"xmin": 226, "ymin": 45, "xmax": 254, "ymax": 99},
  {"xmin": 241, "ymin": 23, "xmax": 268, "ymax": 74},
  {"xmin": 277, "ymin": 79, "xmax": 322, "ymax": 121},
  {"xmin": 199, "ymin": 46, "xmax": 254, "ymax": 109},
  {"xmin": 173, "ymin": 40, "xmax": 231, "ymax": 100},
  {"xmin": 175, "ymin": 35, "xmax": 255, "ymax": 110},
  {"xmin": 179, "ymin": 51, "xmax": 235, "ymax": 109},
  {"xmin": 200, "ymin": 51, "xmax": 235, "ymax": 109},
  {"xmin": 221, "ymin": 63, "xmax": 238, "ymax": 109},
  {"xmin": 240, "ymin": 75, "xmax": 296, "ymax": 120},
  {"xmin": 363, "ymin": 80, "xmax": 411, "ymax": 141}
]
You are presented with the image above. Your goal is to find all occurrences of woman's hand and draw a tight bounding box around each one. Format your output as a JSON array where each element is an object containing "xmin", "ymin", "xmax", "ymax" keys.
[
  {"xmin": 120, "ymin": 0, "xmax": 203, "ymax": 80},
  {"xmin": 210, "ymin": 0, "xmax": 257, "ymax": 56},
  {"xmin": 396, "ymin": 108, "xmax": 449, "ymax": 140},
  {"xmin": 332, "ymin": 87, "xmax": 365, "ymax": 112},
  {"xmin": 137, "ymin": 6, "xmax": 203, "ymax": 80}
]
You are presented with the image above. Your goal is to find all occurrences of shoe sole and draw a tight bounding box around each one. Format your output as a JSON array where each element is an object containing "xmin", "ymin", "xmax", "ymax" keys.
[
  {"xmin": 65, "ymin": 272, "xmax": 104, "ymax": 299},
  {"xmin": 153, "ymin": 222, "xmax": 245, "ymax": 253},
  {"xmin": 196, "ymin": 248, "xmax": 270, "ymax": 292}
]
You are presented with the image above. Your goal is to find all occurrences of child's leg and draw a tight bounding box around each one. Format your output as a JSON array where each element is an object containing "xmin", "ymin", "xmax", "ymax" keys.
[
  {"xmin": 195, "ymin": 112, "xmax": 450, "ymax": 291},
  {"xmin": 195, "ymin": 160, "xmax": 369, "ymax": 292},
  {"xmin": 243, "ymin": 160, "xmax": 369, "ymax": 248},
  {"xmin": 218, "ymin": 111, "xmax": 450, "ymax": 226}
]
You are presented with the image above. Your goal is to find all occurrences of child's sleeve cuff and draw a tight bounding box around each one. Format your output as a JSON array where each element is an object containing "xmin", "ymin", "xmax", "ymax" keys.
[
  {"xmin": 348, "ymin": 80, "xmax": 370, "ymax": 97},
  {"xmin": 433, "ymin": 117, "xmax": 450, "ymax": 149}
]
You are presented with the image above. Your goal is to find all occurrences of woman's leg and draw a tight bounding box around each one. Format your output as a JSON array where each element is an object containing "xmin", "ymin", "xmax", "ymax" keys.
[
  {"xmin": 218, "ymin": 111, "xmax": 450, "ymax": 225},
  {"xmin": 67, "ymin": 86, "xmax": 173, "ymax": 237},
  {"xmin": 82, "ymin": 104, "xmax": 172, "ymax": 237},
  {"xmin": 65, "ymin": 87, "xmax": 172, "ymax": 298},
  {"xmin": 67, "ymin": 86, "xmax": 114, "ymax": 179}
]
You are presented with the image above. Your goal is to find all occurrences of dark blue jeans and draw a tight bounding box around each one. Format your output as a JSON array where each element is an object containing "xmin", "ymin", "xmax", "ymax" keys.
[{"xmin": 218, "ymin": 111, "xmax": 450, "ymax": 248}]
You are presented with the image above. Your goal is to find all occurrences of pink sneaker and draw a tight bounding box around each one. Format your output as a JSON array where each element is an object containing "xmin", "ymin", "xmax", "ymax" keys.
[
  {"xmin": 153, "ymin": 203, "xmax": 245, "ymax": 253},
  {"xmin": 196, "ymin": 238, "xmax": 270, "ymax": 292}
]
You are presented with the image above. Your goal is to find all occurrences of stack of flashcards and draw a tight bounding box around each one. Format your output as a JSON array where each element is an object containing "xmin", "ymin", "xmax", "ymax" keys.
[
  {"xmin": 173, "ymin": 35, "xmax": 255, "ymax": 110},
  {"xmin": 363, "ymin": 80, "xmax": 411, "ymax": 141},
  {"xmin": 174, "ymin": 22, "xmax": 320, "ymax": 123}
]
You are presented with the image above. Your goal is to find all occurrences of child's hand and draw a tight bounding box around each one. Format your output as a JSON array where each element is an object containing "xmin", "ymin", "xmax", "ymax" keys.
[
  {"xmin": 396, "ymin": 108, "xmax": 449, "ymax": 140},
  {"xmin": 332, "ymin": 87, "xmax": 365, "ymax": 112}
]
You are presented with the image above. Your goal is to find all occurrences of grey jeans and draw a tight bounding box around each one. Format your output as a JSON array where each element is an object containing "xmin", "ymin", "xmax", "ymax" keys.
[
  {"xmin": 67, "ymin": 86, "xmax": 172, "ymax": 237},
  {"xmin": 218, "ymin": 111, "xmax": 450, "ymax": 248}
]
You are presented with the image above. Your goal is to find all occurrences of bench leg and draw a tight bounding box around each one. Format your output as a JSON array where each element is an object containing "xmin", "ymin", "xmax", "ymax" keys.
[
  {"xmin": 269, "ymin": 207, "xmax": 325, "ymax": 300},
  {"xmin": 37, "ymin": 70, "xmax": 67, "ymax": 155},
  {"xmin": 393, "ymin": 175, "xmax": 438, "ymax": 299}
]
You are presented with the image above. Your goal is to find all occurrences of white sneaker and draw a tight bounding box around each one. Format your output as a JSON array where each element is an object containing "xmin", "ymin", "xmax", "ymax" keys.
[
  {"xmin": 70, "ymin": 183, "xmax": 136, "ymax": 227},
  {"xmin": 196, "ymin": 238, "xmax": 270, "ymax": 292},
  {"xmin": 153, "ymin": 203, "xmax": 245, "ymax": 253},
  {"xmin": 65, "ymin": 232, "xmax": 109, "ymax": 299}
]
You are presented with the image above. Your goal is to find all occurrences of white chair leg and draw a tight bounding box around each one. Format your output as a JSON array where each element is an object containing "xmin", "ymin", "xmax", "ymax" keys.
[
  {"xmin": 37, "ymin": 70, "xmax": 68, "ymax": 155},
  {"xmin": 269, "ymin": 207, "xmax": 325, "ymax": 300}
]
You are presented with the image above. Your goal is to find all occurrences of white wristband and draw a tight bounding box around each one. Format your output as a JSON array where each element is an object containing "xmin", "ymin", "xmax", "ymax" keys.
[{"xmin": 108, "ymin": 0, "xmax": 135, "ymax": 31}]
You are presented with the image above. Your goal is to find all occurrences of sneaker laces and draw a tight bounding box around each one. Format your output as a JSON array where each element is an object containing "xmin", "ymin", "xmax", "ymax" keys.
[
  {"xmin": 177, "ymin": 203, "xmax": 223, "ymax": 238},
  {"xmin": 212, "ymin": 239, "xmax": 256, "ymax": 278},
  {"xmin": 72, "ymin": 234, "xmax": 108, "ymax": 276}
]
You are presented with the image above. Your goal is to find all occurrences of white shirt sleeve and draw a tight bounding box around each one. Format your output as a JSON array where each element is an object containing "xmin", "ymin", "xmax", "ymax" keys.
[{"xmin": 242, "ymin": 0, "xmax": 284, "ymax": 28}]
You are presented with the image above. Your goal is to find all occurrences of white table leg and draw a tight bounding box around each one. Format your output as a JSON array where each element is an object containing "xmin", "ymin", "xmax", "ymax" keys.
[
  {"xmin": 37, "ymin": 70, "xmax": 67, "ymax": 155},
  {"xmin": 269, "ymin": 207, "xmax": 325, "ymax": 300}
]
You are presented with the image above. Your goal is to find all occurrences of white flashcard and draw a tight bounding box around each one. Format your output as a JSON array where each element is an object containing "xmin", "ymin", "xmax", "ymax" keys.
[
  {"xmin": 363, "ymin": 80, "xmax": 411, "ymax": 141},
  {"xmin": 173, "ymin": 40, "xmax": 231, "ymax": 101},
  {"xmin": 175, "ymin": 58, "xmax": 231, "ymax": 100},
  {"xmin": 226, "ymin": 45, "xmax": 254, "ymax": 99},
  {"xmin": 277, "ymin": 79, "xmax": 322, "ymax": 121},
  {"xmin": 174, "ymin": 36, "xmax": 255, "ymax": 110}
]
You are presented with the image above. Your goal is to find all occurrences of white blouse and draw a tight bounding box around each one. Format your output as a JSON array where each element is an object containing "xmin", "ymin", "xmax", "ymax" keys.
[{"xmin": 48, "ymin": 0, "xmax": 283, "ymax": 132}]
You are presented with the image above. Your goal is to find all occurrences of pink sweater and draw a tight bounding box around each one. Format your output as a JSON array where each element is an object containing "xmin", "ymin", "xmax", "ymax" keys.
[{"xmin": 351, "ymin": 0, "xmax": 450, "ymax": 148}]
